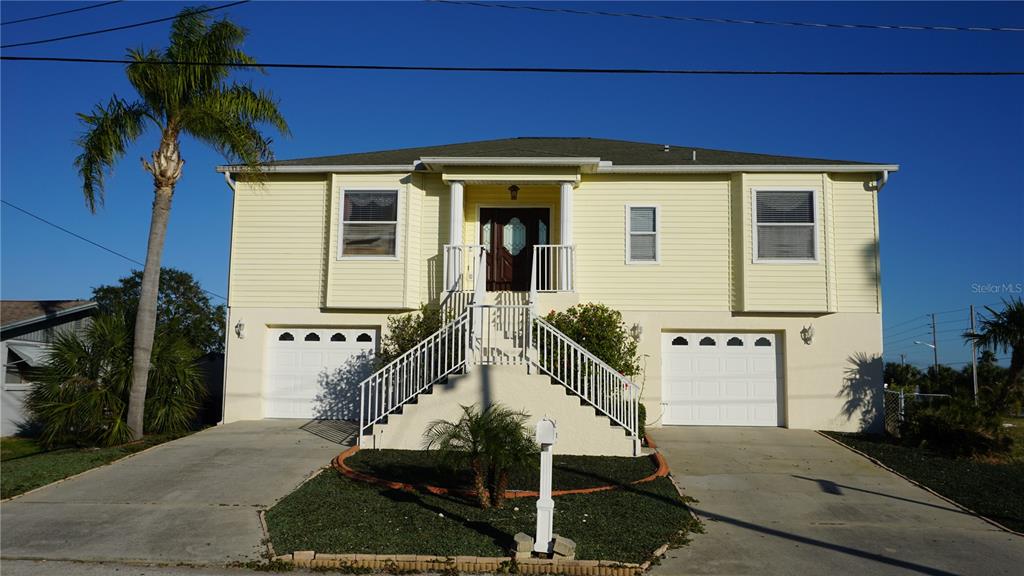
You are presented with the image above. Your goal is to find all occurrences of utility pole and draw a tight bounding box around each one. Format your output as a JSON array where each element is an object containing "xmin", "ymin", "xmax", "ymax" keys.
[
  {"xmin": 930, "ymin": 313, "xmax": 939, "ymax": 383},
  {"xmin": 970, "ymin": 305, "xmax": 979, "ymax": 405},
  {"xmin": 900, "ymin": 353, "xmax": 906, "ymax": 367}
]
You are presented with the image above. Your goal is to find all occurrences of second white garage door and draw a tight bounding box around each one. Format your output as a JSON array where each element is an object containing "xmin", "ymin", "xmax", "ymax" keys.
[
  {"xmin": 265, "ymin": 328, "xmax": 377, "ymax": 419},
  {"xmin": 662, "ymin": 332, "xmax": 781, "ymax": 426}
]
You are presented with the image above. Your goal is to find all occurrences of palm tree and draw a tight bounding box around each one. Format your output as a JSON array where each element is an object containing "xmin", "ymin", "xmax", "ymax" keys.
[
  {"xmin": 423, "ymin": 404, "xmax": 536, "ymax": 509},
  {"xmin": 965, "ymin": 297, "xmax": 1024, "ymax": 413},
  {"xmin": 424, "ymin": 404, "xmax": 495, "ymax": 508},
  {"xmin": 74, "ymin": 7, "xmax": 288, "ymax": 441}
]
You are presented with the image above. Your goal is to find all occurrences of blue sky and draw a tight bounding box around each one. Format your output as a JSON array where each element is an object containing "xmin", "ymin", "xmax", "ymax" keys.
[{"xmin": 1, "ymin": 1, "xmax": 1022, "ymax": 369}]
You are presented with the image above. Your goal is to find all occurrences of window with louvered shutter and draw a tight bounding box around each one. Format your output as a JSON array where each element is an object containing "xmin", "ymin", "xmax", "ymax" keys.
[
  {"xmin": 627, "ymin": 206, "xmax": 658, "ymax": 263},
  {"xmin": 341, "ymin": 190, "xmax": 398, "ymax": 257},
  {"xmin": 755, "ymin": 190, "xmax": 816, "ymax": 261}
]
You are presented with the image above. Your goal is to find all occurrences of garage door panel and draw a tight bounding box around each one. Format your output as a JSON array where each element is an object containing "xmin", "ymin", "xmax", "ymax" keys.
[
  {"xmin": 663, "ymin": 332, "xmax": 781, "ymax": 427},
  {"xmin": 266, "ymin": 327, "xmax": 377, "ymax": 419}
]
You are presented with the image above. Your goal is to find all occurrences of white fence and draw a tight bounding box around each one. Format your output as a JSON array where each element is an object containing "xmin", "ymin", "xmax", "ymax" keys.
[{"xmin": 531, "ymin": 244, "xmax": 575, "ymax": 293}]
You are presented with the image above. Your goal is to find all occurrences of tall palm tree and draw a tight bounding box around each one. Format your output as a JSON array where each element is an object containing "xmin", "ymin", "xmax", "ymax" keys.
[
  {"xmin": 75, "ymin": 7, "xmax": 288, "ymax": 440},
  {"xmin": 965, "ymin": 297, "xmax": 1024, "ymax": 412}
]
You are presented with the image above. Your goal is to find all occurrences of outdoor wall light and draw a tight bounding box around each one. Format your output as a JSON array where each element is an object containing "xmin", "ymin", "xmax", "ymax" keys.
[
  {"xmin": 234, "ymin": 320, "xmax": 246, "ymax": 340},
  {"xmin": 508, "ymin": 184, "xmax": 520, "ymax": 200},
  {"xmin": 800, "ymin": 324, "xmax": 814, "ymax": 345}
]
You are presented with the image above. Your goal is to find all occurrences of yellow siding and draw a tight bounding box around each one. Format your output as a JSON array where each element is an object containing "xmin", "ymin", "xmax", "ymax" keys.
[
  {"xmin": 573, "ymin": 174, "xmax": 732, "ymax": 311},
  {"xmin": 229, "ymin": 175, "xmax": 328, "ymax": 308},
  {"xmin": 325, "ymin": 173, "xmax": 413, "ymax": 309},
  {"xmin": 831, "ymin": 174, "xmax": 881, "ymax": 312},
  {"xmin": 417, "ymin": 174, "xmax": 448, "ymax": 304},
  {"xmin": 462, "ymin": 185, "xmax": 562, "ymax": 247},
  {"xmin": 740, "ymin": 173, "xmax": 829, "ymax": 312}
]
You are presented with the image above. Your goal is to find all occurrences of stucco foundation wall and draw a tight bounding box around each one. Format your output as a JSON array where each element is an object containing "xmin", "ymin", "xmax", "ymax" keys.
[{"xmin": 223, "ymin": 306, "xmax": 881, "ymax": 434}]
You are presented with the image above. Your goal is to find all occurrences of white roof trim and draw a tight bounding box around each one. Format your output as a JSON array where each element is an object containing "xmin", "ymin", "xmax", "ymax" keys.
[
  {"xmin": 596, "ymin": 164, "xmax": 900, "ymax": 174},
  {"xmin": 216, "ymin": 160, "xmax": 899, "ymax": 175},
  {"xmin": 216, "ymin": 164, "xmax": 414, "ymax": 174}
]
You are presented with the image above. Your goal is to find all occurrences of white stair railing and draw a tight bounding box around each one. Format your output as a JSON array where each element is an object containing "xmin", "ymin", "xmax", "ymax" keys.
[
  {"xmin": 531, "ymin": 316, "xmax": 639, "ymax": 440},
  {"xmin": 358, "ymin": 310, "xmax": 471, "ymax": 441},
  {"xmin": 470, "ymin": 304, "xmax": 532, "ymax": 366}
]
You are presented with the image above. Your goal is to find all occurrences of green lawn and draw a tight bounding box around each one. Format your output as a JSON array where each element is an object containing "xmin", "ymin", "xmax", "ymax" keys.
[
  {"xmin": 268, "ymin": 467, "xmax": 696, "ymax": 564},
  {"xmin": 347, "ymin": 449, "xmax": 660, "ymax": 491},
  {"xmin": 1, "ymin": 432, "xmax": 192, "ymax": 499},
  {"xmin": 824, "ymin": 424, "xmax": 1024, "ymax": 533}
]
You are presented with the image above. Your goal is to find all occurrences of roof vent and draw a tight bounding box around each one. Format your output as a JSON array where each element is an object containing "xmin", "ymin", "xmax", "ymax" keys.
[{"xmin": 663, "ymin": 144, "xmax": 670, "ymax": 152}]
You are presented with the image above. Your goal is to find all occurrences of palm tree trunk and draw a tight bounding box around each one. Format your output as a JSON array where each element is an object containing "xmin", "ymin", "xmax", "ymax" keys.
[
  {"xmin": 126, "ymin": 133, "xmax": 183, "ymax": 441},
  {"xmin": 471, "ymin": 458, "xmax": 490, "ymax": 509},
  {"xmin": 491, "ymin": 468, "xmax": 509, "ymax": 508}
]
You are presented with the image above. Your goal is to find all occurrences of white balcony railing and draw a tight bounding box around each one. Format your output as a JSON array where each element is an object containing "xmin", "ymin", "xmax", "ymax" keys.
[
  {"xmin": 443, "ymin": 244, "xmax": 486, "ymax": 293},
  {"xmin": 531, "ymin": 244, "xmax": 575, "ymax": 293}
]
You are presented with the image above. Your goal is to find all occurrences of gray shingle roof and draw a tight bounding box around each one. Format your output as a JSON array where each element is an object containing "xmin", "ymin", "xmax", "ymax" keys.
[{"xmin": 267, "ymin": 137, "xmax": 881, "ymax": 167}]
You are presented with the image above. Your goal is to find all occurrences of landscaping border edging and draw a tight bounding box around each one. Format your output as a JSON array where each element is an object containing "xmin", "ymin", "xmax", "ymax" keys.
[
  {"xmin": 331, "ymin": 443, "xmax": 669, "ymax": 499},
  {"xmin": 817, "ymin": 431, "xmax": 1024, "ymax": 538},
  {"xmin": 274, "ymin": 551, "xmax": 644, "ymax": 576}
]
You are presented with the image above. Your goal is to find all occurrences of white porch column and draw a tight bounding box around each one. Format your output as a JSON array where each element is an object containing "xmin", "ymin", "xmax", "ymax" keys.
[
  {"xmin": 559, "ymin": 181, "xmax": 574, "ymax": 245},
  {"xmin": 559, "ymin": 181, "xmax": 574, "ymax": 290},
  {"xmin": 449, "ymin": 180, "xmax": 464, "ymax": 245}
]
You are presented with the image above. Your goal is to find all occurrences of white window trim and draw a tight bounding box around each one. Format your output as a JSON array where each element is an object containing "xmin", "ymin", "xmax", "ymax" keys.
[
  {"xmin": 625, "ymin": 204, "xmax": 660, "ymax": 265},
  {"xmin": 751, "ymin": 187, "xmax": 820, "ymax": 264},
  {"xmin": 338, "ymin": 188, "xmax": 402, "ymax": 260}
]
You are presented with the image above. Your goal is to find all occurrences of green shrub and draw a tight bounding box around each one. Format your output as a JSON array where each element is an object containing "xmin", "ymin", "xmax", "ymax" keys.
[
  {"xmin": 25, "ymin": 314, "xmax": 205, "ymax": 448},
  {"xmin": 423, "ymin": 404, "xmax": 537, "ymax": 509},
  {"xmin": 638, "ymin": 403, "xmax": 647, "ymax": 441},
  {"xmin": 899, "ymin": 397, "xmax": 1007, "ymax": 457},
  {"xmin": 544, "ymin": 303, "xmax": 640, "ymax": 376},
  {"xmin": 379, "ymin": 304, "xmax": 442, "ymax": 366}
]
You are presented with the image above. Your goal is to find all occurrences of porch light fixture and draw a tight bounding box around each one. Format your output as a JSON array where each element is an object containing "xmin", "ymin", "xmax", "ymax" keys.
[
  {"xmin": 508, "ymin": 184, "xmax": 520, "ymax": 201},
  {"xmin": 800, "ymin": 324, "xmax": 814, "ymax": 345},
  {"xmin": 235, "ymin": 320, "xmax": 246, "ymax": 340}
]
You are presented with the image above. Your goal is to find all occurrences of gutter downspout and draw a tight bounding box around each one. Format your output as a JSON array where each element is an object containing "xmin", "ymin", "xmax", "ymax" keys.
[
  {"xmin": 223, "ymin": 170, "xmax": 236, "ymax": 192},
  {"xmin": 875, "ymin": 169, "xmax": 889, "ymax": 192},
  {"xmin": 874, "ymin": 169, "xmax": 888, "ymax": 361},
  {"xmin": 219, "ymin": 170, "xmax": 236, "ymax": 425}
]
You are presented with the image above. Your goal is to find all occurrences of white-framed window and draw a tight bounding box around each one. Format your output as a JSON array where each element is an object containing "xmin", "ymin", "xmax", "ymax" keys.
[
  {"xmin": 752, "ymin": 189, "xmax": 818, "ymax": 262},
  {"xmin": 339, "ymin": 189, "xmax": 399, "ymax": 258},
  {"xmin": 626, "ymin": 205, "xmax": 659, "ymax": 264}
]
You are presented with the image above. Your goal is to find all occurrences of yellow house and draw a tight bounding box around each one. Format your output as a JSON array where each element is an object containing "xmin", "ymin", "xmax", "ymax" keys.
[{"xmin": 216, "ymin": 137, "xmax": 897, "ymax": 456}]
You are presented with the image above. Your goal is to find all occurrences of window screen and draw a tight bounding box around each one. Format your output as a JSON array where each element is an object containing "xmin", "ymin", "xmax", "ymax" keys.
[
  {"xmin": 628, "ymin": 206, "xmax": 658, "ymax": 262},
  {"xmin": 342, "ymin": 190, "xmax": 398, "ymax": 256},
  {"xmin": 756, "ymin": 191, "xmax": 815, "ymax": 260}
]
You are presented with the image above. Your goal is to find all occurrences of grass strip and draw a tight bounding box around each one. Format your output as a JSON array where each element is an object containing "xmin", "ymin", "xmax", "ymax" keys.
[
  {"xmin": 1, "ymin": 432, "xmax": 191, "ymax": 499},
  {"xmin": 267, "ymin": 468, "xmax": 695, "ymax": 564}
]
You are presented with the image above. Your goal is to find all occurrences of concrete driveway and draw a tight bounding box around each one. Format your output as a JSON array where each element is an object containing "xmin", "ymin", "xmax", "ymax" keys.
[
  {"xmin": 1, "ymin": 420, "xmax": 352, "ymax": 565},
  {"xmin": 650, "ymin": 427, "xmax": 1024, "ymax": 576}
]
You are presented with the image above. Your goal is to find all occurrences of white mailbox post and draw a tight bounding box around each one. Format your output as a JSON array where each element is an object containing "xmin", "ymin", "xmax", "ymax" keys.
[{"xmin": 533, "ymin": 418, "xmax": 557, "ymax": 554}]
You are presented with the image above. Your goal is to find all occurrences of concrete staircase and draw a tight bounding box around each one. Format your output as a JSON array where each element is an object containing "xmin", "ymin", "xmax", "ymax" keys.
[{"xmin": 360, "ymin": 364, "xmax": 636, "ymax": 457}]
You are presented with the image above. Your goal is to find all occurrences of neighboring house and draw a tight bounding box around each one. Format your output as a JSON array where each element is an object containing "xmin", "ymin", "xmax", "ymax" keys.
[
  {"xmin": 1, "ymin": 300, "xmax": 98, "ymax": 436},
  {"xmin": 217, "ymin": 137, "xmax": 897, "ymax": 456}
]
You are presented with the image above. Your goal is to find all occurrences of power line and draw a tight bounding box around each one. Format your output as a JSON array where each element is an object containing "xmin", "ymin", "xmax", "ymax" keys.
[
  {"xmin": 2, "ymin": 55, "xmax": 1022, "ymax": 76},
  {"xmin": 1, "ymin": 199, "xmax": 226, "ymax": 301},
  {"xmin": 1, "ymin": 0, "xmax": 123, "ymax": 26},
  {"xmin": 430, "ymin": 0, "xmax": 1024, "ymax": 33},
  {"xmin": 0, "ymin": 1, "xmax": 249, "ymax": 49},
  {"xmin": 884, "ymin": 315, "xmax": 927, "ymax": 330}
]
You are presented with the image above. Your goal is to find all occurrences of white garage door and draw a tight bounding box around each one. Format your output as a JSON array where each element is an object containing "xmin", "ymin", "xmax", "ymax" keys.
[
  {"xmin": 662, "ymin": 332, "xmax": 781, "ymax": 426},
  {"xmin": 265, "ymin": 328, "xmax": 377, "ymax": 419}
]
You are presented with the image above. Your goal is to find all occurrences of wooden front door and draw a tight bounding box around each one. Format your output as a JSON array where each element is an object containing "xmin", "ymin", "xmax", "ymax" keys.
[{"xmin": 480, "ymin": 208, "xmax": 549, "ymax": 291}]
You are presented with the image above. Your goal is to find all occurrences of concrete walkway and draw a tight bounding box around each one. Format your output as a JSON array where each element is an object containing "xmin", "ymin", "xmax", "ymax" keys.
[
  {"xmin": 1, "ymin": 420, "xmax": 353, "ymax": 565},
  {"xmin": 650, "ymin": 427, "xmax": 1024, "ymax": 576}
]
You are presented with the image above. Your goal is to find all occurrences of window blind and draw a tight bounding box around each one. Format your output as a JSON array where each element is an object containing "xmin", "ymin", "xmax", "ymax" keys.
[{"xmin": 756, "ymin": 191, "xmax": 815, "ymax": 260}]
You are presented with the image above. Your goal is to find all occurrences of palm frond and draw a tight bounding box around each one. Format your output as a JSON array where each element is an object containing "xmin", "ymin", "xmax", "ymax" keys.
[
  {"xmin": 74, "ymin": 97, "xmax": 150, "ymax": 212},
  {"xmin": 179, "ymin": 83, "xmax": 289, "ymax": 169}
]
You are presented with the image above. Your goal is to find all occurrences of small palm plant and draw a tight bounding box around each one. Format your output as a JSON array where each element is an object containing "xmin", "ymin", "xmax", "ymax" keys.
[
  {"xmin": 423, "ymin": 404, "xmax": 537, "ymax": 509},
  {"xmin": 26, "ymin": 314, "xmax": 205, "ymax": 448},
  {"xmin": 965, "ymin": 297, "xmax": 1024, "ymax": 415}
]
